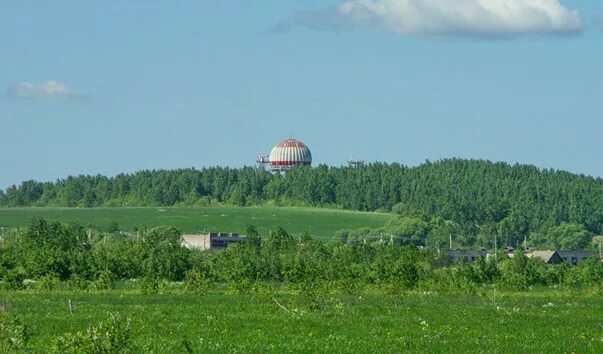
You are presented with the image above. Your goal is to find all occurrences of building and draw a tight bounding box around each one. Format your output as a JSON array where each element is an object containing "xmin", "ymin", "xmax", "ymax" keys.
[
  {"xmin": 257, "ymin": 138, "xmax": 312, "ymax": 172},
  {"xmin": 506, "ymin": 249, "xmax": 595, "ymax": 265},
  {"xmin": 557, "ymin": 251, "xmax": 595, "ymax": 265},
  {"xmin": 181, "ymin": 232, "xmax": 244, "ymax": 251},
  {"xmin": 525, "ymin": 250, "xmax": 563, "ymax": 264},
  {"xmin": 503, "ymin": 246, "xmax": 515, "ymax": 254},
  {"xmin": 446, "ymin": 249, "xmax": 488, "ymax": 262}
]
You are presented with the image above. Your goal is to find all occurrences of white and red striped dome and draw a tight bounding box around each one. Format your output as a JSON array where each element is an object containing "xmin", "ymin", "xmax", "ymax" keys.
[{"xmin": 269, "ymin": 138, "xmax": 312, "ymax": 170}]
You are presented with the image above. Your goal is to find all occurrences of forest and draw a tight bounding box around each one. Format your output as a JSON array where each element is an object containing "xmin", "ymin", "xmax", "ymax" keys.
[{"xmin": 2, "ymin": 159, "xmax": 603, "ymax": 249}]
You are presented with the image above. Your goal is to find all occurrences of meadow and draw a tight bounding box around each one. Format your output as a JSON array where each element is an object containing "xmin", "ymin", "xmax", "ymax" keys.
[
  {"xmin": 0, "ymin": 207, "xmax": 390, "ymax": 241},
  {"xmin": 1, "ymin": 290, "xmax": 602, "ymax": 353}
]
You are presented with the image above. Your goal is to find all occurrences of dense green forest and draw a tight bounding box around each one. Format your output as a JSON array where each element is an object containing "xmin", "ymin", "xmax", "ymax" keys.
[{"xmin": 2, "ymin": 159, "xmax": 603, "ymax": 248}]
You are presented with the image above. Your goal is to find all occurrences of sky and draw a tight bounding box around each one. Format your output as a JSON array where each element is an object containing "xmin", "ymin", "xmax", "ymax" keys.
[{"xmin": 0, "ymin": 0, "xmax": 602, "ymax": 188}]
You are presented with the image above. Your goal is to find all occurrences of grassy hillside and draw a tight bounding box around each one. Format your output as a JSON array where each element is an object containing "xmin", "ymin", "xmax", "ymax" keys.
[{"xmin": 0, "ymin": 206, "xmax": 390, "ymax": 241}]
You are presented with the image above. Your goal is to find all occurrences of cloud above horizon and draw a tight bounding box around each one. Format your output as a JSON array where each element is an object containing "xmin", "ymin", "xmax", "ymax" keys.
[
  {"xmin": 272, "ymin": 0, "xmax": 583, "ymax": 38},
  {"xmin": 7, "ymin": 80, "xmax": 82, "ymax": 100}
]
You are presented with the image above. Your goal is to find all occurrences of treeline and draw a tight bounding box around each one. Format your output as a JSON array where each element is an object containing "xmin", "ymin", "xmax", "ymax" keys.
[
  {"xmin": 337, "ymin": 216, "xmax": 598, "ymax": 252},
  {"xmin": 2, "ymin": 159, "xmax": 603, "ymax": 247},
  {"xmin": 1, "ymin": 220, "xmax": 602, "ymax": 294}
]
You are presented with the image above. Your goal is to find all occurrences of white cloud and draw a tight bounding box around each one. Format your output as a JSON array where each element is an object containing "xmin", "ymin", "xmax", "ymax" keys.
[
  {"xmin": 7, "ymin": 80, "xmax": 82, "ymax": 100},
  {"xmin": 274, "ymin": 0, "xmax": 583, "ymax": 38}
]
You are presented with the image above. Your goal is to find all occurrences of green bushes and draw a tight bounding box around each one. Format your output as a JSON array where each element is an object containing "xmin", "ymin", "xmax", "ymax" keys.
[
  {"xmin": 563, "ymin": 258, "xmax": 603, "ymax": 289},
  {"xmin": 182, "ymin": 270, "xmax": 210, "ymax": 294},
  {"xmin": 0, "ymin": 313, "xmax": 30, "ymax": 352},
  {"xmin": 2, "ymin": 268, "xmax": 26, "ymax": 290},
  {"xmin": 1, "ymin": 219, "xmax": 602, "ymax": 295},
  {"xmin": 91, "ymin": 270, "xmax": 115, "ymax": 290},
  {"xmin": 39, "ymin": 275, "xmax": 60, "ymax": 290},
  {"xmin": 0, "ymin": 220, "xmax": 193, "ymax": 292},
  {"xmin": 52, "ymin": 313, "xmax": 135, "ymax": 353}
]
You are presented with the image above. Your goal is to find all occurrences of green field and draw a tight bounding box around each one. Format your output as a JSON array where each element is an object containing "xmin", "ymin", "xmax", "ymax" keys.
[
  {"xmin": 1, "ymin": 291, "xmax": 602, "ymax": 352},
  {"xmin": 0, "ymin": 207, "xmax": 390, "ymax": 241}
]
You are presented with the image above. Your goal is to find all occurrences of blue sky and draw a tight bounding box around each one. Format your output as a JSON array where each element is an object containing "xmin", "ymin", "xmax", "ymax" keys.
[{"xmin": 0, "ymin": 0, "xmax": 602, "ymax": 188}]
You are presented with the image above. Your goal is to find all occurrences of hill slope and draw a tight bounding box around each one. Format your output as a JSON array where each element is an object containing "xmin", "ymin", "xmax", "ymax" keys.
[{"xmin": 0, "ymin": 206, "xmax": 389, "ymax": 242}]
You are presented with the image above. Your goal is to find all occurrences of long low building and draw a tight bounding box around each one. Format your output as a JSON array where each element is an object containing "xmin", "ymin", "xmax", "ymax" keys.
[
  {"xmin": 447, "ymin": 248, "xmax": 598, "ymax": 265},
  {"xmin": 509, "ymin": 249, "xmax": 596, "ymax": 265},
  {"xmin": 446, "ymin": 249, "xmax": 488, "ymax": 262},
  {"xmin": 557, "ymin": 251, "xmax": 595, "ymax": 265},
  {"xmin": 181, "ymin": 232, "xmax": 245, "ymax": 251}
]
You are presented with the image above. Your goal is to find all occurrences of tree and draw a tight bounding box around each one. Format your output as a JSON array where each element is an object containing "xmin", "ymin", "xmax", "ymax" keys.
[
  {"xmin": 141, "ymin": 226, "xmax": 190, "ymax": 281},
  {"xmin": 548, "ymin": 223, "xmax": 592, "ymax": 250}
]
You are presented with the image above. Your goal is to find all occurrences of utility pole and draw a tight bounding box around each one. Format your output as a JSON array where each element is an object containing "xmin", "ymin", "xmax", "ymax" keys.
[
  {"xmin": 524, "ymin": 235, "xmax": 527, "ymax": 251},
  {"xmin": 449, "ymin": 233, "xmax": 453, "ymax": 250},
  {"xmin": 494, "ymin": 233, "xmax": 498, "ymax": 263}
]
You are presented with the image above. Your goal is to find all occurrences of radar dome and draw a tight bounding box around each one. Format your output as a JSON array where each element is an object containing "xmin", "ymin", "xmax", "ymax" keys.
[{"xmin": 268, "ymin": 138, "xmax": 312, "ymax": 172}]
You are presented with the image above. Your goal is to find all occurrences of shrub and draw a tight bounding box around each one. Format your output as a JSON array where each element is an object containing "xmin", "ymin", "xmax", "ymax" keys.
[
  {"xmin": 139, "ymin": 276, "xmax": 160, "ymax": 295},
  {"xmin": 52, "ymin": 313, "xmax": 136, "ymax": 353},
  {"xmin": 183, "ymin": 270, "xmax": 210, "ymax": 294},
  {"xmin": 4, "ymin": 268, "xmax": 26, "ymax": 290},
  {"xmin": 39, "ymin": 275, "xmax": 60, "ymax": 291},
  {"xmin": 0, "ymin": 313, "xmax": 30, "ymax": 352},
  {"xmin": 91, "ymin": 270, "xmax": 114, "ymax": 291},
  {"xmin": 68, "ymin": 275, "xmax": 89, "ymax": 291},
  {"xmin": 231, "ymin": 278, "xmax": 254, "ymax": 294},
  {"xmin": 498, "ymin": 272, "xmax": 528, "ymax": 291}
]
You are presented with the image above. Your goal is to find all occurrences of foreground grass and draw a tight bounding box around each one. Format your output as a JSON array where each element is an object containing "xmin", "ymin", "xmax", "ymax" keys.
[
  {"xmin": 0, "ymin": 206, "xmax": 389, "ymax": 241},
  {"xmin": 2, "ymin": 291, "xmax": 602, "ymax": 352}
]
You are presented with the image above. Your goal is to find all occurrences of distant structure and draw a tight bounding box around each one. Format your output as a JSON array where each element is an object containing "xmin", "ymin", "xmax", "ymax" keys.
[
  {"xmin": 257, "ymin": 138, "xmax": 312, "ymax": 172},
  {"xmin": 447, "ymin": 248, "xmax": 488, "ymax": 262},
  {"xmin": 347, "ymin": 157, "xmax": 365, "ymax": 168},
  {"xmin": 445, "ymin": 247, "xmax": 597, "ymax": 265},
  {"xmin": 557, "ymin": 250, "xmax": 595, "ymax": 265},
  {"xmin": 506, "ymin": 248, "xmax": 596, "ymax": 265},
  {"xmin": 525, "ymin": 250, "xmax": 563, "ymax": 264},
  {"xmin": 181, "ymin": 232, "xmax": 244, "ymax": 251}
]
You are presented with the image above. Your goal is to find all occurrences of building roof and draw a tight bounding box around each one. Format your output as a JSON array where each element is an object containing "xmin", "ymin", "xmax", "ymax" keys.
[
  {"xmin": 557, "ymin": 250, "xmax": 594, "ymax": 258},
  {"xmin": 446, "ymin": 249, "xmax": 487, "ymax": 258},
  {"xmin": 182, "ymin": 234, "xmax": 207, "ymax": 241},
  {"xmin": 526, "ymin": 250, "xmax": 559, "ymax": 263}
]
